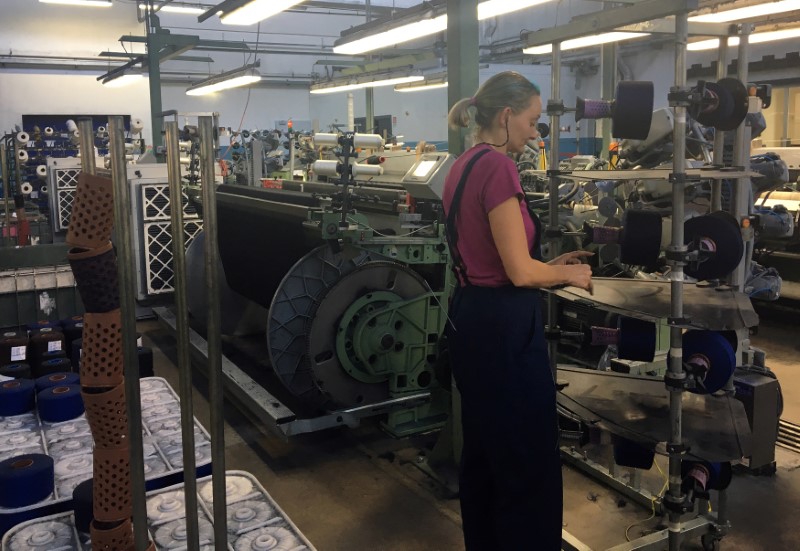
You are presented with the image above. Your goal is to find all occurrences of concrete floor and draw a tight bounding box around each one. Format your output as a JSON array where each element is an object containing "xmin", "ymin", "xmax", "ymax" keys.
[{"xmin": 139, "ymin": 313, "xmax": 800, "ymax": 551}]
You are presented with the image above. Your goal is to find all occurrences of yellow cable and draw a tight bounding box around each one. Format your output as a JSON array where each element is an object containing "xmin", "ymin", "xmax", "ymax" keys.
[{"xmin": 624, "ymin": 459, "xmax": 669, "ymax": 542}]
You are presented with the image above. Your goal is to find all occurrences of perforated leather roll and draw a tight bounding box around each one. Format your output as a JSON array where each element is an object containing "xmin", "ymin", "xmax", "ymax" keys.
[
  {"xmin": 82, "ymin": 383, "xmax": 129, "ymax": 449},
  {"xmin": 90, "ymin": 518, "xmax": 133, "ymax": 551},
  {"xmin": 66, "ymin": 172, "xmax": 115, "ymax": 249},
  {"xmin": 92, "ymin": 446, "xmax": 132, "ymax": 523},
  {"xmin": 68, "ymin": 243, "xmax": 120, "ymax": 313},
  {"xmin": 80, "ymin": 310, "xmax": 123, "ymax": 388}
]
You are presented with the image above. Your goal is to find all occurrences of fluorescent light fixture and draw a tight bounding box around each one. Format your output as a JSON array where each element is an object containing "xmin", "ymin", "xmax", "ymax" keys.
[
  {"xmin": 186, "ymin": 63, "xmax": 261, "ymax": 95},
  {"xmin": 102, "ymin": 73, "xmax": 144, "ymax": 88},
  {"xmin": 478, "ymin": 0, "xmax": 553, "ymax": 19},
  {"xmin": 334, "ymin": 14, "xmax": 447, "ymax": 55},
  {"xmin": 138, "ymin": 3, "xmax": 205, "ymax": 14},
  {"xmin": 220, "ymin": 0, "xmax": 306, "ymax": 25},
  {"xmin": 334, "ymin": 0, "xmax": 557, "ymax": 55},
  {"xmin": 523, "ymin": 32, "xmax": 649, "ymax": 55},
  {"xmin": 395, "ymin": 73, "xmax": 448, "ymax": 92},
  {"xmin": 39, "ymin": 0, "xmax": 112, "ymax": 6},
  {"xmin": 311, "ymin": 74, "xmax": 424, "ymax": 95},
  {"xmin": 689, "ymin": 0, "xmax": 800, "ymax": 23},
  {"xmin": 687, "ymin": 27, "xmax": 800, "ymax": 50}
]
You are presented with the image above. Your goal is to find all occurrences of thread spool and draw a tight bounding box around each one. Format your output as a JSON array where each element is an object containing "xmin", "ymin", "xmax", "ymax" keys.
[
  {"xmin": 16, "ymin": 131, "xmax": 30, "ymax": 144},
  {"xmin": 130, "ymin": 118, "xmax": 145, "ymax": 133},
  {"xmin": 312, "ymin": 160, "xmax": 340, "ymax": 177},
  {"xmin": 63, "ymin": 322, "xmax": 83, "ymax": 345},
  {"xmin": 0, "ymin": 379, "xmax": 36, "ymax": 416},
  {"xmin": 28, "ymin": 320, "xmax": 62, "ymax": 332},
  {"xmin": 97, "ymin": 126, "xmax": 106, "ymax": 134},
  {"xmin": 17, "ymin": 149, "xmax": 29, "ymax": 162},
  {"xmin": 681, "ymin": 330, "xmax": 736, "ymax": 394},
  {"xmin": 29, "ymin": 329, "xmax": 65, "ymax": 360},
  {"xmin": 20, "ymin": 182, "xmax": 33, "ymax": 195},
  {"xmin": 36, "ymin": 165, "xmax": 48, "ymax": 179},
  {"xmin": 33, "ymin": 356, "xmax": 71, "ymax": 379},
  {"xmin": 352, "ymin": 163, "xmax": 383, "ymax": 177},
  {"xmin": 66, "ymin": 119, "xmax": 78, "ymax": 132},
  {"xmin": 0, "ymin": 330, "xmax": 28, "ymax": 364},
  {"xmin": 70, "ymin": 338, "xmax": 82, "ymax": 371},
  {"xmin": 0, "ymin": 454, "xmax": 55, "ymax": 508},
  {"xmin": 313, "ymin": 133, "xmax": 339, "ymax": 147},
  {"xmin": 73, "ymin": 479, "xmax": 93, "ymax": 534},
  {"xmin": 37, "ymin": 385, "xmax": 85, "ymax": 422},
  {"xmin": 154, "ymin": 517, "xmax": 214, "ymax": 549},
  {"xmin": 40, "ymin": 184, "xmax": 48, "ymax": 194},
  {"xmin": 353, "ymin": 133, "xmax": 384, "ymax": 149},
  {"xmin": 235, "ymin": 526, "xmax": 304, "ymax": 551},
  {"xmin": 138, "ymin": 346, "xmax": 154, "ymax": 378},
  {"xmin": 35, "ymin": 372, "xmax": 80, "ymax": 391},
  {"xmin": 44, "ymin": 127, "xmax": 54, "ymax": 137},
  {"xmin": 0, "ymin": 363, "xmax": 32, "ymax": 379},
  {"xmin": 227, "ymin": 500, "xmax": 277, "ymax": 534}
]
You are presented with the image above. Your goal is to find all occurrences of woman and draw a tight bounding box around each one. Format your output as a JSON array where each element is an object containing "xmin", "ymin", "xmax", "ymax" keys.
[{"xmin": 443, "ymin": 71, "xmax": 593, "ymax": 550}]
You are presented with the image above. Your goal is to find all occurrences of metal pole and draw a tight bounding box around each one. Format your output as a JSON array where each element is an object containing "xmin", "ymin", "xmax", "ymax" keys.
[
  {"xmin": 199, "ymin": 116, "xmax": 228, "ymax": 548},
  {"xmin": 730, "ymin": 25, "xmax": 752, "ymax": 292},
  {"xmin": 146, "ymin": 12, "xmax": 165, "ymax": 155},
  {"xmin": 711, "ymin": 40, "xmax": 728, "ymax": 212},
  {"xmin": 165, "ymin": 121, "xmax": 201, "ymax": 551},
  {"xmin": 600, "ymin": 43, "xmax": 617, "ymax": 162},
  {"xmin": 546, "ymin": 43, "xmax": 562, "ymax": 381},
  {"xmin": 77, "ymin": 118, "xmax": 96, "ymax": 175},
  {"xmin": 108, "ymin": 116, "xmax": 149, "ymax": 550},
  {"xmin": 1, "ymin": 146, "xmax": 12, "ymax": 247},
  {"xmin": 666, "ymin": 14, "xmax": 688, "ymax": 551}
]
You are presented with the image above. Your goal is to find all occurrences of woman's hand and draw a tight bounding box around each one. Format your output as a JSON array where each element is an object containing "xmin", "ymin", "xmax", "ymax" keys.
[
  {"xmin": 564, "ymin": 263, "xmax": 594, "ymax": 294},
  {"xmin": 548, "ymin": 251, "xmax": 594, "ymax": 266}
]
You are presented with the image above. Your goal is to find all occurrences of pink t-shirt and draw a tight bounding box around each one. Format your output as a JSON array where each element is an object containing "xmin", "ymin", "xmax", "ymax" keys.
[{"xmin": 442, "ymin": 144, "xmax": 535, "ymax": 287}]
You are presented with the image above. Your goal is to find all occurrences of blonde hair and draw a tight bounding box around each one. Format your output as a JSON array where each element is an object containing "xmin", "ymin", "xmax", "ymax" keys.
[{"xmin": 447, "ymin": 71, "xmax": 541, "ymax": 132}]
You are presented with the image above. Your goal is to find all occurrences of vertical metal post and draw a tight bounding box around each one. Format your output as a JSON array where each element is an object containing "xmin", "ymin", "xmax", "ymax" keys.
[
  {"xmin": 1, "ymin": 146, "xmax": 12, "ymax": 247},
  {"xmin": 546, "ymin": 43, "xmax": 562, "ymax": 380},
  {"xmin": 77, "ymin": 118, "xmax": 96, "ymax": 175},
  {"xmin": 146, "ymin": 12, "xmax": 165, "ymax": 155},
  {"xmin": 108, "ymin": 116, "xmax": 149, "ymax": 550},
  {"xmin": 711, "ymin": 41, "xmax": 728, "ymax": 212},
  {"xmin": 600, "ymin": 43, "xmax": 617, "ymax": 162},
  {"xmin": 166, "ymin": 121, "xmax": 201, "ymax": 550},
  {"xmin": 446, "ymin": 0, "xmax": 479, "ymax": 155},
  {"xmin": 730, "ymin": 25, "xmax": 752, "ymax": 292},
  {"xmin": 199, "ymin": 116, "xmax": 227, "ymax": 548},
  {"xmin": 666, "ymin": 14, "xmax": 688, "ymax": 551}
]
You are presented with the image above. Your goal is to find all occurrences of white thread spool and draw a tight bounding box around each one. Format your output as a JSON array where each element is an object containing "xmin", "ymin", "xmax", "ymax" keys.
[
  {"xmin": 312, "ymin": 160, "xmax": 340, "ymax": 177},
  {"xmin": 353, "ymin": 133, "xmax": 384, "ymax": 149},
  {"xmin": 20, "ymin": 182, "xmax": 33, "ymax": 195},
  {"xmin": 36, "ymin": 165, "xmax": 48, "ymax": 178},
  {"xmin": 40, "ymin": 185, "xmax": 48, "ymax": 194},
  {"xmin": 17, "ymin": 149, "xmax": 29, "ymax": 162},
  {"xmin": 313, "ymin": 133, "xmax": 339, "ymax": 147},
  {"xmin": 352, "ymin": 163, "xmax": 384, "ymax": 177},
  {"xmin": 16, "ymin": 132, "xmax": 30, "ymax": 144},
  {"xmin": 43, "ymin": 127, "xmax": 54, "ymax": 137},
  {"xmin": 66, "ymin": 119, "xmax": 78, "ymax": 132},
  {"xmin": 72, "ymin": 130, "xmax": 80, "ymax": 139},
  {"xmin": 130, "ymin": 118, "xmax": 144, "ymax": 133},
  {"xmin": 124, "ymin": 143, "xmax": 135, "ymax": 152}
]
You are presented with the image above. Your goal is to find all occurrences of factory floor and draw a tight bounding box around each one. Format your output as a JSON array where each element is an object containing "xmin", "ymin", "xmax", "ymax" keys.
[{"xmin": 138, "ymin": 314, "xmax": 800, "ymax": 551}]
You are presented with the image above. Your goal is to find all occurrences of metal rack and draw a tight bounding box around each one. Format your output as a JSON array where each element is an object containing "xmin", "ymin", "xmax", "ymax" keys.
[{"xmin": 532, "ymin": 1, "xmax": 758, "ymax": 549}]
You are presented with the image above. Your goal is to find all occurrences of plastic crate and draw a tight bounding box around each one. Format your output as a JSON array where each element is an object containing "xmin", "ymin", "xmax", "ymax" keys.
[
  {"xmin": 0, "ymin": 377, "xmax": 212, "ymax": 535},
  {"xmin": 1, "ymin": 471, "xmax": 316, "ymax": 550}
]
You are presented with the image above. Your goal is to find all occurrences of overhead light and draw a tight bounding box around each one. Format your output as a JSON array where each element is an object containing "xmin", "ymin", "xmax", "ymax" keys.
[
  {"xmin": 687, "ymin": 27, "xmax": 800, "ymax": 51},
  {"xmin": 138, "ymin": 3, "xmax": 205, "ymax": 14},
  {"xmin": 395, "ymin": 73, "xmax": 448, "ymax": 92},
  {"xmin": 39, "ymin": 0, "xmax": 112, "ymax": 6},
  {"xmin": 689, "ymin": 0, "xmax": 800, "ymax": 23},
  {"xmin": 220, "ymin": 0, "xmax": 306, "ymax": 25},
  {"xmin": 478, "ymin": 0, "xmax": 553, "ymax": 19},
  {"xmin": 334, "ymin": 0, "xmax": 556, "ymax": 55},
  {"xmin": 186, "ymin": 62, "xmax": 261, "ymax": 95},
  {"xmin": 523, "ymin": 32, "xmax": 649, "ymax": 55},
  {"xmin": 334, "ymin": 14, "xmax": 447, "ymax": 55},
  {"xmin": 311, "ymin": 74, "xmax": 424, "ymax": 95},
  {"xmin": 102, "ymin": 73, "xmax": 144, "ymax": 87}
]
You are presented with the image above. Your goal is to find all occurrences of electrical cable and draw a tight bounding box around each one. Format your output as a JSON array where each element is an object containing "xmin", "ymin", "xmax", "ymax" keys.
[{"xmin": 624, "ymin": 458, "xmax": 669, "ymax": 542}]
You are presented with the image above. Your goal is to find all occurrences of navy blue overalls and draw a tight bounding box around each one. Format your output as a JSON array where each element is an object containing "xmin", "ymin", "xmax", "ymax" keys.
[{"xmin": 445, "ymin": 149, "xmax": 562, "ymax": 550}]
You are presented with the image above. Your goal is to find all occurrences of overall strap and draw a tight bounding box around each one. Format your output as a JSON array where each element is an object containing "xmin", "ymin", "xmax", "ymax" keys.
[{"xmin": 445, "ymin": 147, "xmax": 493, "ymax": 286}]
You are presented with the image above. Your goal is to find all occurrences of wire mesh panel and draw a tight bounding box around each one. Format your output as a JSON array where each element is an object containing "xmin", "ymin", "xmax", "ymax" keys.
[
  {"xmin": 56, "ymin": 189, "xmax": 76, "ymax": 231},
  {"xmin": 55, "ymin": 168, "xmax": 80, "ymax": 190},
  {"xmin": 143, "ymin": 220, "xmax": 203, "ymax": 295},
  {"xmin": 140, "ymin": 183, "xmax": 199, "ymax": 221}
]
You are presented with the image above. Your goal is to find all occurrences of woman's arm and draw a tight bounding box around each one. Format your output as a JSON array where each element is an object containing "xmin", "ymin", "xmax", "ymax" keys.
[{"xmin": 489, "ymin": 197, "xmax": 593, "ymax": 291}]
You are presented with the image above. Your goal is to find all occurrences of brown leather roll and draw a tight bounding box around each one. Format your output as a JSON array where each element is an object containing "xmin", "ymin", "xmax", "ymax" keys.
[
  {"xmin": 92, "ymin": 446, "xmax": 132, "ymax": 523},
  {"xmin": 80, "ymin": 309, "xmax": 123, "ymax": 388},
  {"xmin": 82, "ymin": 383, "xmax": 129, "ymax": 449},
  {"xmin": 66, "ymin": 172, "xmax": 115, "ymax": 249},
  {"xmin": 89, "ymin": 518, "xmax": 134, "ymax": 551}
]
